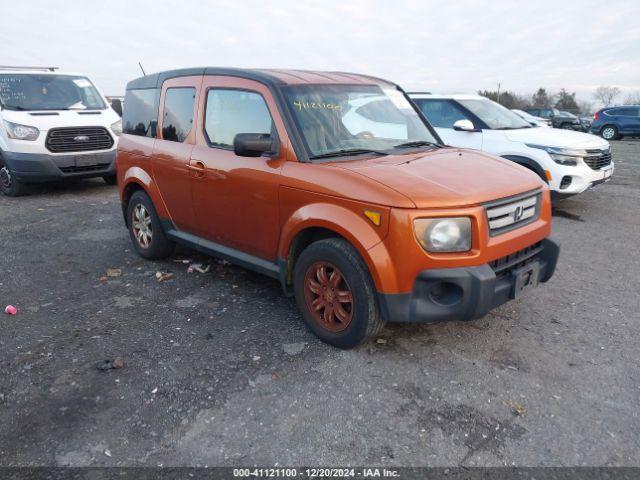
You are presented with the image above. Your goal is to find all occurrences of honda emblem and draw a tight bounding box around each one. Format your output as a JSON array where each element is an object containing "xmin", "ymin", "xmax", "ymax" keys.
[{"xmin": 513, "ymin": 205, "xmax": 524, "ymax": 222}]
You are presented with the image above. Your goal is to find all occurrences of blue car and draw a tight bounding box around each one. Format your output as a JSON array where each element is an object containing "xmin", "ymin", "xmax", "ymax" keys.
[{"xmin": 590, "ymin": 105, "xmax": 640, "ymax": 140}]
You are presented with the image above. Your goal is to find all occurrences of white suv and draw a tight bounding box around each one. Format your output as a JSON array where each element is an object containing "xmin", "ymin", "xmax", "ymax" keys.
[
  {"xmin": 409, "ymin": 93, "xmax": 613, "ymax": 198},
  {"xmin": 0, "ymin": 67, "xmax": 121, "ymax": 196}
]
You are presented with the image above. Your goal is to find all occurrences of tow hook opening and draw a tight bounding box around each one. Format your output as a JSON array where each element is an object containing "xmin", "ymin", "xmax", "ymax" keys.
[{"xmin": 429, "ymin": 281, "xmax": 464, "ymax": 307}]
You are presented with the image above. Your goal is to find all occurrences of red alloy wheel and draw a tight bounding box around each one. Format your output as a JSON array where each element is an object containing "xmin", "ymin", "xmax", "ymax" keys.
[{"xmin": 303, "ymin": 261, "xmax": 354, "ymax": 332}]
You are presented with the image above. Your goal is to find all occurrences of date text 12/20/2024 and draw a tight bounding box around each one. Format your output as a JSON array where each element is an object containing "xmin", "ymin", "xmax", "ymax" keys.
[{"xmin": 233, "ymin": 468, "xmax": 400, "ymax": 478}]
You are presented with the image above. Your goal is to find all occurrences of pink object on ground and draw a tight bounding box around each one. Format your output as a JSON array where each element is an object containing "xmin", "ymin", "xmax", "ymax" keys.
[{"xmin": 4, "ymin": 305, "xmax": 17, "ymax": 315}]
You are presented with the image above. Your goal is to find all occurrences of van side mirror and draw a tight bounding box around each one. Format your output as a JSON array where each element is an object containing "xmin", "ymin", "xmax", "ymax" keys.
[
  {"xmin": 111, "ymin": 99, "xmax": 123, "ymax": 117},
  {"xmin": 453, "ymin": 119, "xmax": 477, "ymax": 132},
  {"xmin": 234, "ymin": 133, "xmax": 276, "ymax": 157}
]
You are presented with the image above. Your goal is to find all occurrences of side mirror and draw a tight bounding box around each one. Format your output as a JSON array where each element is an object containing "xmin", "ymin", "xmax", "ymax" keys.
[
  {"xmin": 234, "ymin": 133, "xmax": 276, "ymax": 157},
  {"xmin": 453, "ymin": 119, "xmax": 477, "ymax": 132},
  {"xmin": 111, "ymin": 99, "xmax": 123, "ymax": 117}
]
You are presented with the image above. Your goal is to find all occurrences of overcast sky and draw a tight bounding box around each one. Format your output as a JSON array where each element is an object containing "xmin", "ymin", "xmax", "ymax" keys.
[{"xmin": 4, "ymin": 0, "xmax": 639, "ymax": 102}]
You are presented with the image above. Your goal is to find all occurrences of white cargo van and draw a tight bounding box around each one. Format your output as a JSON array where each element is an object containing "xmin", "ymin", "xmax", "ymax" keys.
[{"xmin": 0, "ymin": 66, "xmax": 121, "ymax": 196}]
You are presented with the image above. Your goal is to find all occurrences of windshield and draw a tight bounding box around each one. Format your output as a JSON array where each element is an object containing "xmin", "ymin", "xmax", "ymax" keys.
[
  {"xmin": 457, "ymin": 98, "xmax": 532, "ymax": 130},
  {"xmin": 0, "ymin": 74, "xmax": 106, "ymax": 111},
  {"xmin": 283, "ymin": 85, "xmax": 438, "ymax": 159}
]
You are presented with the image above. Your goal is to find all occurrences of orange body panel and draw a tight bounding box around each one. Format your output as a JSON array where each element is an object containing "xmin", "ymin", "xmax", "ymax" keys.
[{"xmin": 117, "ymin": 68, "xmax": 554, "ymax": 297}]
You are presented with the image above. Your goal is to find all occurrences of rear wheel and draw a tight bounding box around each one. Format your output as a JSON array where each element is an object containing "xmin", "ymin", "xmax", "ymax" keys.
[
  {"xmin": 126, "ymin": 190, "xmax": 175, "ymax": 259},
  {"xmin": 293, "ymin": 238, "xmax": 385, "ymax": 349},
  {"xmin": 600, "ymin": 125, "xmax": 618, "ymax": 140},
  {"xmin": 0, "ymin": 166, "xmax": 29, "ymax": 197}
]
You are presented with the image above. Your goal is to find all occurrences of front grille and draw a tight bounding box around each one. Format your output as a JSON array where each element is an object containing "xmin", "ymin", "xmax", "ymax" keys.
[
  {"xmin": 45, "ymin": 127, "xmax": 114, "ymax": 153},
  {"xmin": 489, "ymin": 241, "xmax": 543, "ymax": 278},
  {"xmin": 59, "ymin": 163, "xmax": 111, "ymax": 174},
  {"xmin": 485, "ymin": 191, "xmax": 540, "ymax": 236},
  {"xmin": 583, "ymin": 149, "xmax": 612, "ymax": 170}
]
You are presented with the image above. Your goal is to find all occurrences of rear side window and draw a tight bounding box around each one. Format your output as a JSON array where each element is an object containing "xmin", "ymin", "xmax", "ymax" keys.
[
  {"xmin": 123, "ymin": 88, "xmax": 159, "ymax": 137},
  {"xmin": 162, "ymin": 87, "xmax": 196, "ymax": 142},
  {"xmin": 204, "ymin": 89, "xmax": 273, "ymax": 148},
  {"xmin": 606, "ymin": 107, "xmax": 639, "ymax": 116},
  {"xmin": 414, "ymin": 99, "xmax": 470, "ymax": 128}
]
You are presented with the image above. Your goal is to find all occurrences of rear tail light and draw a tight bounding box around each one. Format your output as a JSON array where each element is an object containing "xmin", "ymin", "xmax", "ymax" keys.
[{"xmin": 593, "ymin": 111, "xmax": 600, "ymax": 120}]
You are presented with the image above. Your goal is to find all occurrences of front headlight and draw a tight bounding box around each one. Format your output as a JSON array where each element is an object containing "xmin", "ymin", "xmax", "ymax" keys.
[
  {"xmin": 526, "ymin": 144, "xmax": 584, "ymax": 166},
  {"xmin": 110, "ymin": 119, "xmax": 122, "ymax": 136},
  {"xmin": 3, "ymin": 120, "xmax": 40, "ymax": 141},
  {"xmin": 414, "ymin": 217, "xmax": 472, "ymax": 253}
]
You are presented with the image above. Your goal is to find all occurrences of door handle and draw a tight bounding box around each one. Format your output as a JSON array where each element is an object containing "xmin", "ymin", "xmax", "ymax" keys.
[{"xmin": 187, "ymin": 161, "xmax": 206, "ymax": 177}]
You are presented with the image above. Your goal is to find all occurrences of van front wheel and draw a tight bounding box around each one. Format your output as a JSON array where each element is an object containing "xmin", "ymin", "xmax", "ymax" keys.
[
  {"xmin": 103, "ymin": 175, "xmax": 117, "ymax": 185},
  {"xmin": 0, "ymin": 166, "xmax": 29, "ymax": 197},
  {"xmin": 293, "ymin": 238, "xmax": 385, "ymax": 349}
]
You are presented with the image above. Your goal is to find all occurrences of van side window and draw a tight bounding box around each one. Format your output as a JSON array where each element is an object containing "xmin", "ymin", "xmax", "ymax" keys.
[
  {"xmin": 162, "ymin": 88, "xmax": 196, "ymax": 142},
  {"xmin": 414, "ymin": 99, "xmax": 470, "ymax": 128},
  {"xmin": 204, "ymin": 89, "xmax": 273, "ymax": 149},
  {"xmin": 123, "ymin": 88, "xmax": 159, "ymax": 137}
]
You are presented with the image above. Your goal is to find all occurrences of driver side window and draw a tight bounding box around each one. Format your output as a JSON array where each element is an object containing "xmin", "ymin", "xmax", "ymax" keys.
[
  {"xmin": 416, "ymin": 100, "xmax": 470, "ymax": 128},
  {"xmin": 204, "ymin": 89, "xmax": 274, "ymax": 149}
]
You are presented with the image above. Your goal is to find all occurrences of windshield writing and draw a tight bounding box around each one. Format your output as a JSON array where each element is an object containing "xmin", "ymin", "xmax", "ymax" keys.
[
  {"xmin": 0, "ymin": 74, "xmax": 105, "ymax": 111},
  {"xmin": 284, "ymin": 85, "xmax": 438, "ymax": 159}
]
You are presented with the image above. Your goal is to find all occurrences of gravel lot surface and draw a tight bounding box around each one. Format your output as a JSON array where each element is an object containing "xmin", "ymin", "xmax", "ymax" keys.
[{"xmin": 0, "ymin": 140, "xmax": 638, "ymax": 467}]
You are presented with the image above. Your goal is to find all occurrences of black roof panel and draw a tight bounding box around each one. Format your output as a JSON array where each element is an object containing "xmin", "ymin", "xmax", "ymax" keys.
[{"xmin": 126, "ymin": 67, "xmax": 287, "ymax": 91}]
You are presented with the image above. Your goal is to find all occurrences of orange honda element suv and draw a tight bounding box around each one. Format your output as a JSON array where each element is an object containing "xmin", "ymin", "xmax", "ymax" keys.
[{"xmin": 117, "ymin": 68, "xmax": 559, "ymax": 348}]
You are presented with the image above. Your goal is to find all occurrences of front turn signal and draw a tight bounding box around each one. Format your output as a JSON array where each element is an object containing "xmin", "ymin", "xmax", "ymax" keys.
[{"xmin": 364, "ymin": 210, "xmax": 381, "ymax": 226}]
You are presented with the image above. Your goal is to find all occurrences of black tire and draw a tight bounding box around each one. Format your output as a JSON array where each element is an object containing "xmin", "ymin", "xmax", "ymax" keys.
[
  {"xmin": 102, "ymin": 174, "xmax": 117, "ymax": 185},
  {"xmin": 126, "ymin": 190, "xmax": 175, "ymax": 259},
  {"xmin": 293, "ymin": 238, "xmax": 385, "ymax": 349},
  {"xmin": 0, "ymin": 165, "xmax": 29, "ymax": 197},
  {"xmin": 600, "ymin": 125, "xmax": 618, "ymax": 140}
]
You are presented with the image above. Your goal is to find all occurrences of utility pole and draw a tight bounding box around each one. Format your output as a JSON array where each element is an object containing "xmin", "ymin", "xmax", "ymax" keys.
[{"xmin": 497, "ymin": 82, "xmax": 501, "ymax": 105}]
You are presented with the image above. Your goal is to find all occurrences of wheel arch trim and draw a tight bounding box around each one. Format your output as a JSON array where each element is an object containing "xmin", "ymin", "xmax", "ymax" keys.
[{"xmin": 278, "ymin": 203, "xmax": 391, "ymax": 292}]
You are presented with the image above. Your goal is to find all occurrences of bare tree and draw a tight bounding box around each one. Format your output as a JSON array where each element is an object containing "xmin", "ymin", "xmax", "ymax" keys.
[
  {"xmin": 623, "ymin": 92, "xmax": 640, "ymax": 105},
  {"xmin": 593, "ymin": 86, "xmax": 621, "ymax": 106},
  {"xmin": 577, "ymin": 100, "xmax": 594, "ymax": 116}
]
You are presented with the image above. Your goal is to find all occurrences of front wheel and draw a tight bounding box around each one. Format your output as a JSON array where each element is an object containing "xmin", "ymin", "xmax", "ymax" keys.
[
  {"xmin": 293, "ymin": 238, "xmax": 385, "ymax": 349},
  {"xmin": 0, "ymin": 166, "xmax": 29, "ymax": 197},
  {"xmin": 126, "ymin": 190, "xmax": 175, "ymax": 259},
  {"xmin": 600, "ymin": 125, "xmax": 618, "ymax": 140}
]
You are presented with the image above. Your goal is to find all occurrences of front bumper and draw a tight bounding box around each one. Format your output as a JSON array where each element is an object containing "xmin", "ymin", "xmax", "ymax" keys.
[
  {"xmin": 377, "ymin": 238, "xmax": 559, "ymax": 323},
  {"xmin": 1, "ymin": 150, "xmax": 116, "ymax": 182},
  {"xmin": 548, "ymin": 161, "xmax": 614, "ymax": 195}
]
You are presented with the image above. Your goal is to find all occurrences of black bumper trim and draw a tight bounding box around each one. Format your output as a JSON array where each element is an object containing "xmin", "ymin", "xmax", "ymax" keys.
[
  {"xmin": 377, "ymin": 238, "xmax": 560, "ymax": 324},
  {"xmin": 1, "ymin": 150, "xmax": 116, "ymax": 182}
]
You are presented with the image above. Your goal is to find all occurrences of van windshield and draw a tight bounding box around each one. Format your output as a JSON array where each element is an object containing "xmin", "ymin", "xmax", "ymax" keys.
[
  {"xmin": 283, "ymin": 85, "xmax": 438, "ymax": 159},
  {"xmin": 0, "ymin": 74, "xmax": 106, "ymax": 111},
  {"xmin": 457, "ymin": 98, "xmax": 532, "ymax": 130}
]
